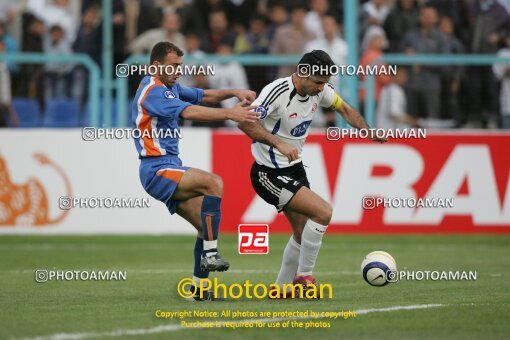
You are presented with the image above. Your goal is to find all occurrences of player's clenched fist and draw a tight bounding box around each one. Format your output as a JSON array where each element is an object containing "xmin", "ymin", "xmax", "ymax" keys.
[
  {"xmin": 276, "ymin": 141, "xmax": 299, "ymax": 163},
  {"xmin": 227, "ymin": 100, "xmax": 259, "ymax": 123}
]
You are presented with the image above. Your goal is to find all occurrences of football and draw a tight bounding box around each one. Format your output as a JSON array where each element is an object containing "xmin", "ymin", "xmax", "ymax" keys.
[{"xmin": 361, "ymin": 251, "xmax": 397, "ymax": 286}]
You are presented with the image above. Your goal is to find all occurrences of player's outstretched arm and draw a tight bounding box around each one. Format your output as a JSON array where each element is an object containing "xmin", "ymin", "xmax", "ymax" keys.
[
  {"xmin": 332, "ymin": 95, "xmax": 387, "ymax": 143},
  {"xmin": 181, "ymin": 100, "xmax": 259, "ymax": 123},
  {"xmin": 202, "ymin": 89, "xmax": 256, "ymax": 105},
  {"xmin": 238, "ymin": 121, "xmax": 298, "ymax": 163}
]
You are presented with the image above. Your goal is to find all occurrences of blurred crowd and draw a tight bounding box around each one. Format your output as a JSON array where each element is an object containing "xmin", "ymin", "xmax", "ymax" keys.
[{"xmin": 1, "ymin": 0, "xmax": 510, "ymax": 128}]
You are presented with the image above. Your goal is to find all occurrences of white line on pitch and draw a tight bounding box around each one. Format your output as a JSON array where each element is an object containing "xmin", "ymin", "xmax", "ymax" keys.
[{"xmin": 20, "ymin": 304, "xmax": 446, "ymax": 340}]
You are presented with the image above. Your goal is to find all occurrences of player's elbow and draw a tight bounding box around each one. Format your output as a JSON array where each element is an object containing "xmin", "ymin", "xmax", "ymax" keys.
[
  {"xmin": 237, "ymin": 121, "xmax": 257, "ymax": 135},
  {"xmin": 179, "ymin": 106, "xmax": 196, "ymax": 120}
]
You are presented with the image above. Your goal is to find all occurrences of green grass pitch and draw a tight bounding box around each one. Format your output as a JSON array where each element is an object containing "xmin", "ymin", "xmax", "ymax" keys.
[{"xmin": 1, "ymin": 234, "xmax": 509, "ymax": 339}]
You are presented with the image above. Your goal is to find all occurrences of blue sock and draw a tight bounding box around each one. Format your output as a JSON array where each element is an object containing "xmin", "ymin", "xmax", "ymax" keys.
[
  {"xmin": 201, "ymin": 195, "xmax": 222, "ymax": 257},
  {"xmin": 193, "ymin": 236, "xmax": 209, "ymax": 281}
]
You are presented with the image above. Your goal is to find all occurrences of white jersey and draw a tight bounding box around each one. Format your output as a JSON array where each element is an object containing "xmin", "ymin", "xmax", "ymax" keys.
[{"xmin": 251, "ymin": 76, "xmax": 335, "ymax": 168}]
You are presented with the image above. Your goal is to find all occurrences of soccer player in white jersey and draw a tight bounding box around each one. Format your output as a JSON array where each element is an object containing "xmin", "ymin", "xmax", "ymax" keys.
[{"xmin": 239, "ymin": 50, "xmax": 386, "ymax": 297}]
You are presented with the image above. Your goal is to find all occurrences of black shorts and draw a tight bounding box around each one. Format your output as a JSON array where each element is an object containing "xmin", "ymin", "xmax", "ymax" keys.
[{"xmin": 250, "ymin": 162, "xmax": 310, "ymax": 212}]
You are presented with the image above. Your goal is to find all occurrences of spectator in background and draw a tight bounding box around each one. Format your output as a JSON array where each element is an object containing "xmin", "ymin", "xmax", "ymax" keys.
[
  {"xmin": 360, "ymin": 0, "xmax": 390, "ymax": 36},
  {"xmin": 384, "ymin": 0, "xmax": 420, "ymax": 52},
  {"xmin": 467, "ymin": 0, "xmax": 510, "ymax": 128},
  {"xmin": 72, "ymin": 7, "xmax": 101, "ymax": 108},
  {"xmin": 377, "ymin": 67, "xmax": 420, "ymax": 129},
  {"xmin": 234, "ymin": 14, "xmax": 271, "ymax": 93},
  {"xmin": 230, "ymin": 0, "xmax": 260, "ymax": 31},
  {"xmin": 359, "ymin": 26, "xmax": 392, "ymax": 105},
  {"xmin": 493, "ymin": 32, "xmax": 510, "ymax": 129},
  {"xmin": 73, "ymin": 7, "xmax": 101, "ymax": 66},
  {"xmin": 271, "ymin": 5, "xmax": 315, "ymax": 78},
  {"xmin": 180, "ymin": 0, "xmax": 236, "ymax": 35},
  {"xmin": 0, "ymin": 21, "xmax": 18, "ymax": 77},
  {"xmin": 178, "ymin": 33, "xmax": 206, "ymax": 88},
  {"xmin": 129, "ymin": 11, "xmax": 185, "ymax": 54},
  {"xmin": 137, "ymin": 0, "xmax": 164, "ymax": 36},
  {"xmin": 209, "ymin": 43, "xmax": 249, "ymax": 112},
  {"xmin": 185, "ymin": 33, "xmax": 206, "ymax": 58},
  {"xmin": 305, "ymin": 15, "xmax": 348, "ymax": 127},
  {"xmin": 0, "ymin": 1, "xmax": 19, "ymax": 28},
  {"xmin": 427, "ymin": 0, "xmax": 459, "ymax": 26},
  {"xmin": 235, "ymin": 14, "xmax": 270, "ymax": 55},
  {"xmin": 400, "ymin": 6, "xmax": 449, "ymax": 119},
  {"xmin": 0, "ymin": 0, "xmax": 24, "ymax": 49},
  {"xmin": 0, "ymin": 39, "xmax": 18, "ymax": 127},
  {"xmin": 26, "ymin": 0, "xmax": 77, "ymax": 43},
  {"xmin": 43, "ymin": 25, "xmax": 73, "ymax": 101},
  {"xmin": 112, "ymin": 0, "xmax": 127, "ymax": 67},
  {"xmin": 200, "ymin": 10, "xmax": 235, "ymax": 53},
  {"xmin": 266, "ymin": 3, "xmax": 288, "ymax": 42},
  {"xmin": 438, "ymin": 16, "xmax": 464, "ymax": 123},
  {"xmin": 304, "ymin": 0, "xmax": 330, "ymax": 40},
  {"xmin": 20, "ymin": 16, "xmax": 45, "ymax": 106},
  {"xmin": 305, "ymin": 15, "xmax": 347, "ymax": 66}
]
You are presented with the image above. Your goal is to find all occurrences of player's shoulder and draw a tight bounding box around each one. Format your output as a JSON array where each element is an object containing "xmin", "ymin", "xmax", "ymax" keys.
[
  {"xmin": 320, "ymin": 82, "xmax": 336, "ymax": 98},
  {"xmin": 141, "ymin": 78, "xmax": 178, "ymax": 103},
  {"xmin": 259, "ymin": 77, "xmax": 292, "ymax": 105}
]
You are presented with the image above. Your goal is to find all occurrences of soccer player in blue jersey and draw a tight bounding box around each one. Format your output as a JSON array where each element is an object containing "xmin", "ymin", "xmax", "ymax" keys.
[{"xmin": 132, "ymin": 42, "xmax": 258, "ymax": 300}]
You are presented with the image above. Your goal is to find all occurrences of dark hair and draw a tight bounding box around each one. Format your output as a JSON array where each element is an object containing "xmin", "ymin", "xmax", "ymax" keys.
[
  {"xmin": 298, "ymin": 50, "xmax": 335, "ymax": 76},
  {"xmin": 250, "ymin": 13, "xmax": 268, "ymax": 24},
  {"xmin": 150, "ymin": 41, "xmax": 184, "ymax": 64},
  {"xmin": 50, "ymin": 25, "xmax": 64, "ymax": 33}
]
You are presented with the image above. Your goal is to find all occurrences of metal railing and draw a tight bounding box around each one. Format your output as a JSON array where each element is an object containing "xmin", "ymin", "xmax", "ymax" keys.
[
  {"xmin": 0, "ymin": 53, "xmax": 101, "ymax": 126},
  {"xmin": 4, "ymin": 52, "xmax": 510, "ymax": 129}
]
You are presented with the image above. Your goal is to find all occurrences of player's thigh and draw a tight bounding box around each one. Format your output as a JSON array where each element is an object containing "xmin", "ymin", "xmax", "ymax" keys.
[
  {"xmin": 176, "ymin": 195, "xmax": 204, "ymax": 236},
  {"xmin": 172, "ymin": 168, "xmax": 223, "ymax": 201},
  {"xmin": 284, "ymin": 210, "xmax": 308, "ymax": 244},
  {"xmin": 285, "ymin": 186, "xmax": 332, "ymax": 226}
]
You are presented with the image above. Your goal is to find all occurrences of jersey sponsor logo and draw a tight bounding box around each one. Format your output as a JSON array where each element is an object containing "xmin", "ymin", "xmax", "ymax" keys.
[
  {"xmin": 312, "ymin": 103, "xmax": 318, "ymax": 113},
  {"xmin": 163, "ymin": 90, "xmax": 175, "ymax": 99},
  {"xmin": 289, "ymin": 112, "xmax": 298, "ymax": 119},
  {"xmin": 290, "ymin": 120, "xmax": 313, "ymax": 137},
  {"xmin": 255, "ymin": 106, "xmax": 268, "ymax": 119}
]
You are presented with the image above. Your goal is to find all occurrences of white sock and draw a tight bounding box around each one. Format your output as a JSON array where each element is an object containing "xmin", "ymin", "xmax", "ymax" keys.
[
  {"xmin": 193, "ymin": 276, "xmax": 209, "ymax": 289},
  {"xmin": 297, "ymin": 220, "xmax": 327, "ymax": 276},
  {"xmin": 203, "ymin": 240, "xmax": 217, "ymax": 257},
  {"xmin": 275, "ymin": 236, "xmax": 301, "ymax": 286}
]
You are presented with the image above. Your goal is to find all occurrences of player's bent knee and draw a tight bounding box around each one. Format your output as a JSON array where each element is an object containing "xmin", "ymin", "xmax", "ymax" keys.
[
  {"xmin": 313, "ymin": 203, "xmax": 332, "ymax": 226},
  {"xmin": 205, "ymin": 173, "xmax": 223, "ymax": 196}
]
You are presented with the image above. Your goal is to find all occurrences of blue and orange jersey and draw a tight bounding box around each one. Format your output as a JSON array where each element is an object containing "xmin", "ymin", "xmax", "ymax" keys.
[{"xmin": 131, "ymin": 76, "xmax": 204, "ymax": 158}]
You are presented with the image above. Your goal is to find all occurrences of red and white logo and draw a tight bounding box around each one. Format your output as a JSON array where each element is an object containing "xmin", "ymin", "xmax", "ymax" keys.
[
  {"xmin": 289, "ymin": 112, "xmax": 298, "ymax": 119},
  {"xmin": 238, "ymin": 224, "xmax": 269, "ymax": 254},
  {"xmin": 311, "ymin": 103, "xmax": 318, "ymax": 112}
]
